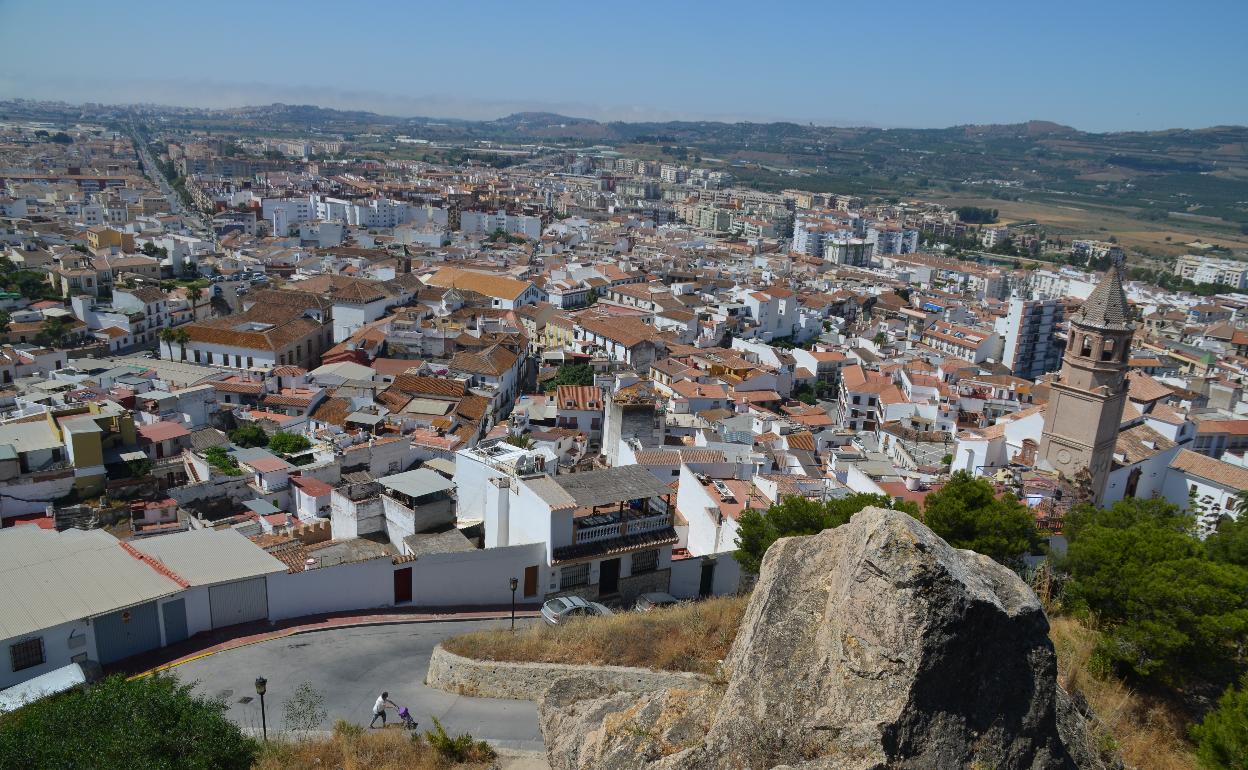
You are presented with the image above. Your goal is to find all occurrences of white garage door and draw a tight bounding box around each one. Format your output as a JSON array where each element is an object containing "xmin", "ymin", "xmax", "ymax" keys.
[{"xmin": 209, "ymin": 578, "xmax": 269, "ymax": 629}]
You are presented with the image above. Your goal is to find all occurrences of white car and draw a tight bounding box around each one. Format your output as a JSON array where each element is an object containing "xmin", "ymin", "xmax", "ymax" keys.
[{"xmin": 540, "ymin": 596, "xmax": 612, "ymax": 626}]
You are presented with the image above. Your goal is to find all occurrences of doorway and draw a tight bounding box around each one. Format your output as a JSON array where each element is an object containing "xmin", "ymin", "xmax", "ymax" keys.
[
  {"xmin": 699, "ymin": 560, "xmax": 716, "ymax": 597},
  {"xmin": 523, "ymin": 565, "xmax": 538, "ymax": 598},
  {"xmin": 599, "ymin": 558, "xmax": 621, "ymax": 596},
  {"xmin": 393, "ymin": 567, "xmax": 412, "ymax": 604}
]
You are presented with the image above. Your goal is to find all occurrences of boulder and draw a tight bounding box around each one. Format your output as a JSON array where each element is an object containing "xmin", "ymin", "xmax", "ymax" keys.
[{"xmin": 539, "ymin": 507, "xmax": 1108, "ymax": 770}]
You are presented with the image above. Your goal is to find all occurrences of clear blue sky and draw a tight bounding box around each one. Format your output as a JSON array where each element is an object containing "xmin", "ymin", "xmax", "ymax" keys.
[{"xmin": 1, "ymin": 0, "xmax": 1244, "ymax": 132}]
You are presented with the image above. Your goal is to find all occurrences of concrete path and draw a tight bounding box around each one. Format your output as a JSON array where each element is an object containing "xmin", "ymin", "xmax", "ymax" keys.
[
  {"xmin": 117, "ymin": 605, "xmax": 540, "ymax": 679},
  {"xmin": 173, "ymin": 620, "xmax": 545, "ymax": 752}
]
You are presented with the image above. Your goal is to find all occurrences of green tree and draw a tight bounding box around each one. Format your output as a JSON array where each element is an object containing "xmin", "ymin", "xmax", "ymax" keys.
[
  {"xmin": 0, "ymin": 310, "xmax": 10, "ymax": 334},
  {"xmin": 1063, "ymin": 497, "xmax": 1248, "ymax": 684},
  {"xmin": 1192, "ymin": 673, "xmax": 1248, "ymax": 770},
  {"xmin": 1206, "ymin": 512, "xmax": 1248, "ymax": 568},
  {"xmin": 228, "ymin": 423, "xmax": 268, "ymax": 448},
  {"xmin": 734, "ymin": 493, "xmax": 917, "ymax": 574},
  {"xmin": 0, "ymin": 674, "xmax": 256, "ymax": 769},
  {"xmin": 550, "ymin": 362, "xmax": 594, "ymax": 388},
  {"xmin": 920, "ymin": 471, "xmax": 1039, "ymax": 565},
  {"xmin": 267, "ymin": 432, "xmax": 311, "ymax": 455},
  {"xmin": 36, "ymin": 316, "xmax": 71, "ymax": 347}
]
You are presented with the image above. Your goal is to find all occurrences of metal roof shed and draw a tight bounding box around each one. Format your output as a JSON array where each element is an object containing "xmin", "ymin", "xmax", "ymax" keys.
[
  {"xmin": 377, "ymin": 468, "xmax": 454, "ymax": 500},
  {"xmin": 0, "ymin": 528, "xmax": 181, "ymax": 642},
  {"xmin": 131, "ymin": 529, "xmax": 285, "ymax": 588},
  {"xmin": 554, "ymin": 465, "xmax": 676, "ymax": 509}
]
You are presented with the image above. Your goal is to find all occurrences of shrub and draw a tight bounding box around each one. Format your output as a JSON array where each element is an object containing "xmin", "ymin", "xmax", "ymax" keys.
[
  {"xmin": 203, "ymin": 446, "xmax": 244, "ymax": 476},
  {"xmin": 1192, "ymin": 673, "xmax": 1248, "ymax": 770},
  {"xmin": 0, "ymin": 674, "xmax": 256, "ymax": 770},
  {"xmin": 423, "ymin": 717, "xmax": 496, "ymax": 763},
  {"xmin": 282, "ymin": 682, "xmax": 328, "ymax": 732}
]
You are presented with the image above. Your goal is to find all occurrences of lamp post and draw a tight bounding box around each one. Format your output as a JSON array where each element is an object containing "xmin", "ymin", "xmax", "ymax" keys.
[
  {"xmin": 254, "ymin": 676, "xmax": 267, "ymax": 742},
  {"xmin": 509, "ymin": 577, "xmax": 519, "ymax": 632}
]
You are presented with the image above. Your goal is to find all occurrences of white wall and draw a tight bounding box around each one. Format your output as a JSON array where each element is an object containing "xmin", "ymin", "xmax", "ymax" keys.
[
  {"xmin": 0, "ymin": 618, "xmax": 93, "ymax": 691},
  {"xmin": 676, "ymin": 465, "xmax": 739, "ymax": 556},
  {"xmin": 669, "ymin": 554, "xmax": 743, "ymax": 600},
  {"xmin": 267, "ymin": 559, "xmax": 394, "ymax": 621},
  {"xmin": 410, "ymin": 543, "xmax": 547, "ymax": 606}
]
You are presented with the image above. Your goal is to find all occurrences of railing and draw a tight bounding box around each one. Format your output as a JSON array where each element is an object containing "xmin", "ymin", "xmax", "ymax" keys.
[
  {"xmin": 573, "ymin": 512, "xmax": 672, "ymax": 544},
  {"xmin": 628, "ymin": 513, "xmax": 672, "ymax": 535},
  {"xmin": 575, "ymin": 522, "xmax": 623, "ymax": 543}
]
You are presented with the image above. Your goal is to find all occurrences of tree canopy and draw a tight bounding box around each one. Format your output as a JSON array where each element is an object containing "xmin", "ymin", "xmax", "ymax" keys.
[
  {"xmin": 227, "ymin": 423, "xmax": 268, "ymax": 448},
  {"xmin": 267, "ymin": 432, "xmax": 311, "ymax": 455},
  {"xmin": 921, "ymin": 471, "xmax": 1040, "ymax": 565},
  {"xmin": 1062, "ymin": 497, "xmax": 1248, "ymax": 684},
  {"xmin": 734, "ymin": 472, "xmax": 1040, "ymax": 575},
  {"xmin": 549, "ymin": 362, "xmax": 594, "ymax": 389},
  {"xmin": 734, "ymin": 493, "xmax": 917, "ymax": 574},
  {"xmin": 0, "ymin": 675, "xmax": 255, "ymax": 770}
]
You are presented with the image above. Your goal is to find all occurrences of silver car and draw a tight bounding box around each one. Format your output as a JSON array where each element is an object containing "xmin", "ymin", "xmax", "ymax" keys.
[
  {"xmin": 541, "ymin": 596, "xmax": 613, "ymax": 626},
  {"xmin": 634, "ymin": 592, "xmax": 679, "ymax": 612}
]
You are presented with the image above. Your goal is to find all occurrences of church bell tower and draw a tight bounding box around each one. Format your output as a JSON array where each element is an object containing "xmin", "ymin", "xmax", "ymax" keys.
[{"xmin": 1038, "ymin": 263, "xmax": 1134, "ymax": 504}]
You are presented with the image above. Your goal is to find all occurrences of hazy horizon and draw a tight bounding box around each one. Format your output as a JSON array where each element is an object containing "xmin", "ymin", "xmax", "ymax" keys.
[{"xmin": 2, "ymin": 0, "xmax": 1245, "ymax": 133}]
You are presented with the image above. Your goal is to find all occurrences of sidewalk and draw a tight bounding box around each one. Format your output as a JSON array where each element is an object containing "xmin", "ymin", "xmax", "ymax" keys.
[{"xmin": 119, "ymin": 604, "xmax": 540, "ymax": 679}]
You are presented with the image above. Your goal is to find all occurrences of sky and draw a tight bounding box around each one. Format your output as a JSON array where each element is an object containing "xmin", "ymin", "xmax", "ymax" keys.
[{"xmin": 1, "ymin": 0, "xmax": 1245, "ymax": 133}]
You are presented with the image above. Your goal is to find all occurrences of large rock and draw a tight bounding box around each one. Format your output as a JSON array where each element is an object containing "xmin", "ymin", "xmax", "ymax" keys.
[{"xmin": 539, "ymin": 507, "xmax": 1108, "ymax": 770}]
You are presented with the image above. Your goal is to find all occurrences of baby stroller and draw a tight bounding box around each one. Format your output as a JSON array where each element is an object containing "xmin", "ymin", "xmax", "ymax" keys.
[{"xmin": 398, "ymin": 707, "xmax": 418, "ymax": 731}]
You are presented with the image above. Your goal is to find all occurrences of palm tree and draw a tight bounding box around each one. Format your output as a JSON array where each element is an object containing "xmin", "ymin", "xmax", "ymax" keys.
[
  {"xmin": 1235, "ymin": 490, "xmax": 1248, "ymax": 518},
  {"xmin": 174, "ymin": 328, "xmax": 190, "ymax": 361},
  {"xmin": 158, "ymin": 327, "xmax": 176, "ymax": 360},
  {"xmin": 188, "ymin": 285, "xmax": 204, "ymax": 319}
]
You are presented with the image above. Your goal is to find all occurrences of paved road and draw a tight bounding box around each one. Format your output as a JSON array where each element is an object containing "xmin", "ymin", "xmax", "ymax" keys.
[{"xmin": 173, "ymin": 619, "xmax": 544, "ymax": 751}]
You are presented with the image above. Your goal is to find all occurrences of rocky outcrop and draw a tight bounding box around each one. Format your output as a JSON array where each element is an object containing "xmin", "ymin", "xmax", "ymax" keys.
[{"xmin": 538, "ymin": 507, "xmax": 1109, "ymax": 770}]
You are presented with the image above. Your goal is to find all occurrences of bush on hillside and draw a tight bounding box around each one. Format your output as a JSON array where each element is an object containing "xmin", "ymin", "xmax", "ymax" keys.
[{"xmin": 0, "ymin": 675, "xmax": 255, "ymax": 770}]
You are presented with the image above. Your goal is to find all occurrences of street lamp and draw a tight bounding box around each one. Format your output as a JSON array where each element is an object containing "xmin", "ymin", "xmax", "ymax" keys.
[
  {"xmin": 509, "ymin": 577, "xmax": 519, "ymax": 632},
  {"xmin": 254, "ymin": 676, "xmax": 268, "ymax": 742}
]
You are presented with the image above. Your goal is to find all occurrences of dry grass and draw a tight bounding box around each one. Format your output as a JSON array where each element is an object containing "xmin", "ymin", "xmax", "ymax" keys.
[
  {"xmin": 443, "ymin": 596, "xmax": 748, "ymax": 675},
  {"xmin": 252, "ymin": 722, "xmax": 491, "ymax": 770},
  {"xmin": 926, "ymin": 193, "xmax": 1248, "ymax": 257},
  {"xmin": 1049, "ymin": 616, "xmax": 1198, "ymax": 770}
]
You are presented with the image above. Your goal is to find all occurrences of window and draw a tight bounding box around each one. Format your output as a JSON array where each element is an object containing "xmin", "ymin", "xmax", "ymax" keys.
[
  {"xmin": 10, "ymin": 638, "xmax": 43, "ymax": 672},
  {"xmin": 1080, "ymin": 335, "xmax": 1093, "ymax": 357},
  {"xmin": 560, "ymin": 563, "xmax": 589, "ymax": 589},
  {"xmin": 1101, "ymin": 338, "xmax": 1115, "ymax": 362},
  {"xmin": 632, "ymin": 549, "xmax": 658, "ymax": 574}
]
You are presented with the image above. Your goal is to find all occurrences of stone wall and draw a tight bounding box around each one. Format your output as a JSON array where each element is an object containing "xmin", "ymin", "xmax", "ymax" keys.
[
  {"xmin": 426, "ymin": 644, "xmax": 708, "ymax": 701},
  {"xmin": 618, "ymin": 567, "xmax": 671, "ymax": 604}
]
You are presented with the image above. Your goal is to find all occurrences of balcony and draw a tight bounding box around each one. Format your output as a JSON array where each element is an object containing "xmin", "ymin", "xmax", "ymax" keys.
[{"xmin": 573, "ymin": 511, "xmax": 673, "ymax": 545}]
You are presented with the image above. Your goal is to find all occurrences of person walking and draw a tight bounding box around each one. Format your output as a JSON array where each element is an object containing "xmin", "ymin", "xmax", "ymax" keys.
[{"xmin": 370, "ymin": 691, "xmax": 397, "ymax": 728}]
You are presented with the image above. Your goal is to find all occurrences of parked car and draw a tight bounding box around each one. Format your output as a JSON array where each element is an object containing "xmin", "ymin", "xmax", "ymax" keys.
[
  {"xmin": 541, "ymin": 596, "xmax": 613, "ymax": 626},
  {"xmin": 634, "ymin": 592, "xmax": 679, "ymax": 612}
]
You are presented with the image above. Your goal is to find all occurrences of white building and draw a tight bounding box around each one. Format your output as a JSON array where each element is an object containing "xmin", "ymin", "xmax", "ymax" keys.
[{"xmin": 460, "ymin": 211, "xmax": 542, "ymax": 240}]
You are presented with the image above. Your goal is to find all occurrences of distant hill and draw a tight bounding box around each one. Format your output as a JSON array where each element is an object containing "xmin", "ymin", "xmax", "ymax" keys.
[{"xmin": 4, "ymin": 97, "xmax": 1243, "ymax": 227}]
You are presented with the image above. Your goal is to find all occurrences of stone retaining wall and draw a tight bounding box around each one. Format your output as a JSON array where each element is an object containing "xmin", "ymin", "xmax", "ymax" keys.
[{"xmin": 426, "ymin": 644, "xmax": 709, "ymax": 701}]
